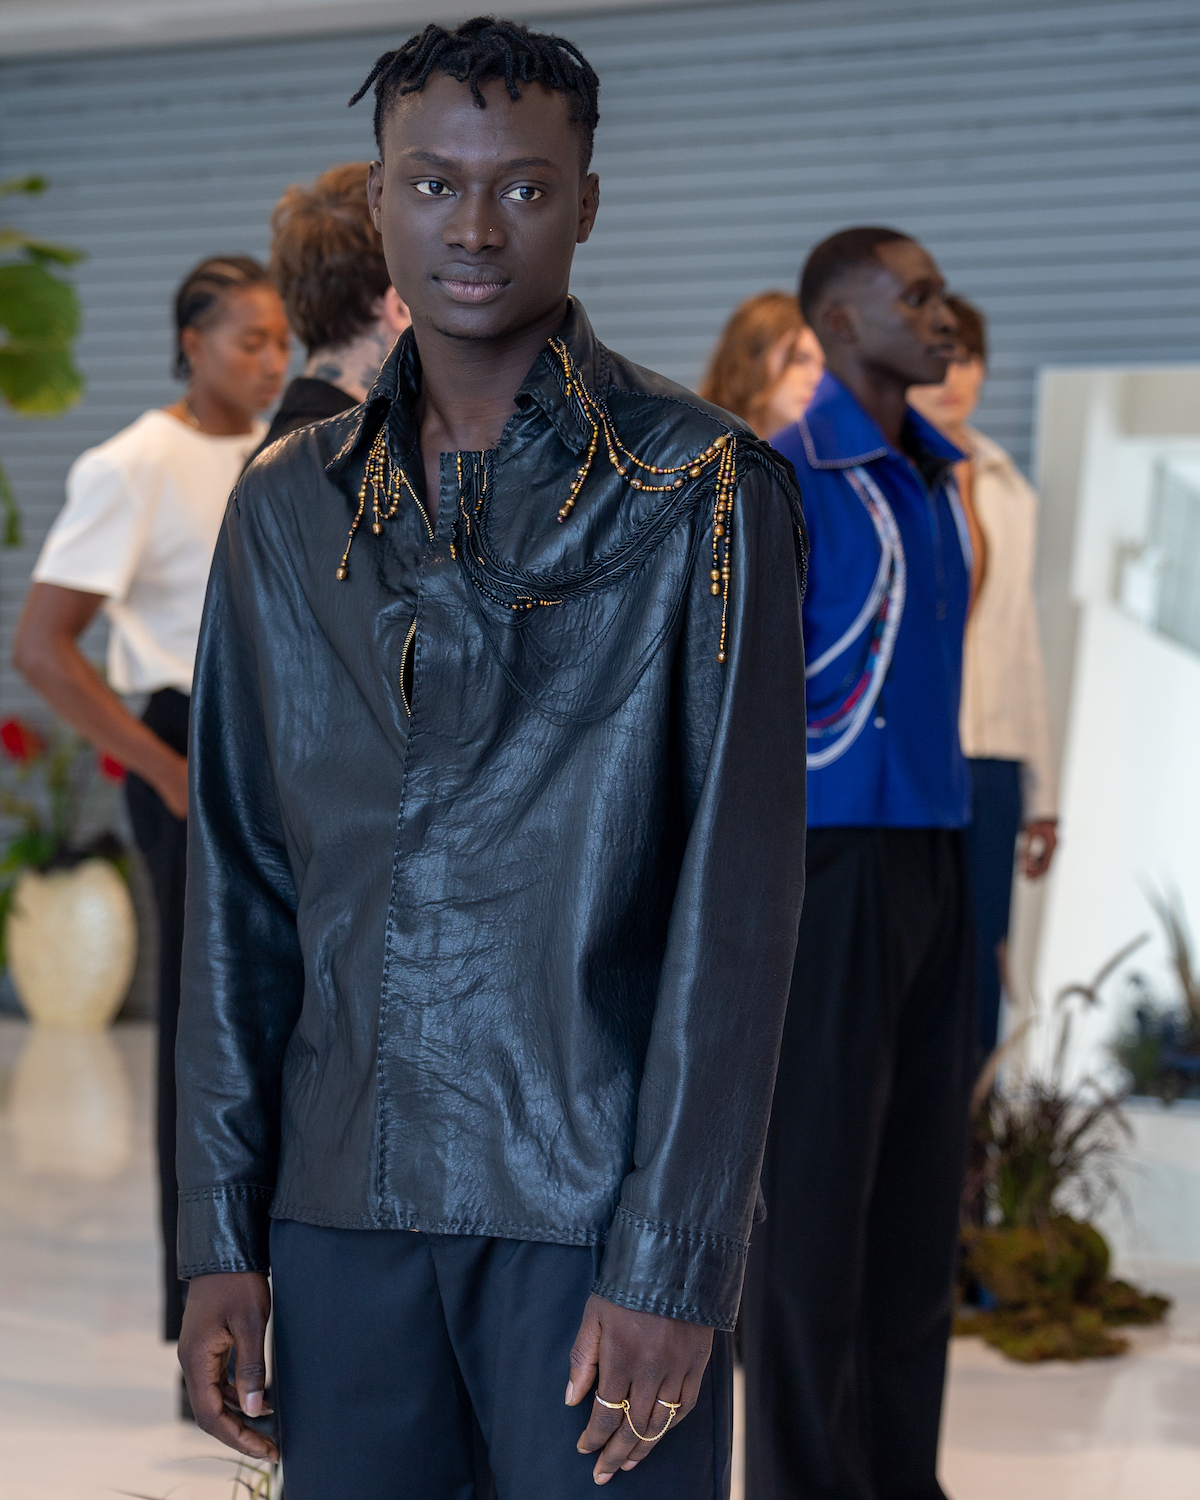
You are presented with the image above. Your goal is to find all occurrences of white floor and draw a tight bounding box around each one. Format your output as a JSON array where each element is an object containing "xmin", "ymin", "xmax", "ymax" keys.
[{"xmin": 1, "ymin": 1017, "xmax": 1197, "ymax": 1500}]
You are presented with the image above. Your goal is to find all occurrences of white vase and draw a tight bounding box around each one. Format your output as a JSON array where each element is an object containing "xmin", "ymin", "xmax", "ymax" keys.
[{"xmin": 4, "ymin": 858, "xmax": 137, "ymax": 1030}]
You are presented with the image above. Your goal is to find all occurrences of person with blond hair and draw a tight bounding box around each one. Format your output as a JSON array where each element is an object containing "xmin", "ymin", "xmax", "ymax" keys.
[
  {"xmin": 700, "ymin": 290, "xmax": 824, "ymax": 438},
  {"xmin": 258, "ymin": 161, "xmax": 410, "ymax": 450}
]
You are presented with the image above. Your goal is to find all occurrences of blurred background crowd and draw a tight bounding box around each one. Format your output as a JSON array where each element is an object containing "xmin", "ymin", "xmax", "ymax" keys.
[{"xmin": 1, "ymin": 2, "xmax": 1199, "ymax": 1499}]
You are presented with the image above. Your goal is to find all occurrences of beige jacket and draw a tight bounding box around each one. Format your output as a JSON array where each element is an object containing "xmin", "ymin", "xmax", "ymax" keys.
[{"xmin": 959, "ymin": 427, "xmax": 1058, "ymax": 820}]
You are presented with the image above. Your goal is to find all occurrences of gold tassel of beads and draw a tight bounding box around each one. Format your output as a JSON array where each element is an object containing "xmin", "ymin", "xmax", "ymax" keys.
[{"xmin": 336, "ymin": 427, "xmax": 423, "ymax": 581}]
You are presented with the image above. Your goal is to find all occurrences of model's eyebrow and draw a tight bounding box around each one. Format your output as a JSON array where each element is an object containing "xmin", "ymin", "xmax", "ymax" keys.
[{"xmin": 402, "ymin": 150, "xmax": 558, "ymax": 172}]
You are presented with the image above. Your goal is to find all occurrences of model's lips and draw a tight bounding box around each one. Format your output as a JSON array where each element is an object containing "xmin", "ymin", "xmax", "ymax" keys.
[{"xmin": 434, "ymin": 269, "xmax": 510, "ymax": 304}]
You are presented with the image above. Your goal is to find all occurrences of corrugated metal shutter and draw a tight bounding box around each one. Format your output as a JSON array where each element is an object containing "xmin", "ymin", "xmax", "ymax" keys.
[{"xmin": 2, "ymin": 0, "xmax": 1199, "ymax": 973}]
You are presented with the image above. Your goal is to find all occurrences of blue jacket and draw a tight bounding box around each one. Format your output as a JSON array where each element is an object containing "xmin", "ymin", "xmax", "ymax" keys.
[{"xmin": 772, "ymin": 371, "xmax": 971, "ymax": 828}]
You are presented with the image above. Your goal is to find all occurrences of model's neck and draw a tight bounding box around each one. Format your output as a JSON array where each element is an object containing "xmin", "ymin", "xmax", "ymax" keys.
[
  {"xmin": 413, "ymin": 300, "xmax": 570, "ymax": 454},
  {"xmin": 175, "ymin": 386, "xmax": 255, "ymax": 437},
  {"xmin": 305, "ymin": 323, "xmax": 399, "ymax": 405},
  {"xmin": 823, "ymin": 356, "xmax": 911, "ymax": 448}
]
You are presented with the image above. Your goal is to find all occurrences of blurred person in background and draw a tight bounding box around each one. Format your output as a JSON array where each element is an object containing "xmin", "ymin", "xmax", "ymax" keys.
[
  {"xmin": 699, "ymin": 290, "xmax": 823, "ymax": 437},
  {"xmin": 741, "ymin": 228, "xmax": 972, "ymax": 1500},
  {"xmin": 12, "ymin": 257, "xmax": 290, "ymax": 1354},
  {"xmin": 260, "ymin": 161, "xmax": 410, "ymax": 450},
  {"xmin": 908, "ymin": 293, "xmax": 1058, "ymax": 1059}
]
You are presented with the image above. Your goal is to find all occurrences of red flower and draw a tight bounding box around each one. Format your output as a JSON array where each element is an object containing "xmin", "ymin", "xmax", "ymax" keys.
[
  {"xmin": 97, "ymin": 751, "xmax": 126, "ymax": 783},
  {"xmin": 0, "ymin": 718, "xmax": 46, "ymax": 764}
]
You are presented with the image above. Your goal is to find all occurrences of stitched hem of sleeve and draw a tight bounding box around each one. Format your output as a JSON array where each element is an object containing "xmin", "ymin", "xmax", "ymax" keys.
[{"xmin": 590, "ymin": 1279, "xmax": 737, "ymax": 1333}]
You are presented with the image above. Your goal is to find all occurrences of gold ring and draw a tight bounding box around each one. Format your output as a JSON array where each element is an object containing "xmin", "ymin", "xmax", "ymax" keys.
[{"xmin": 593, "ymin": 1395, "xmax": 679, "ymax": 1443}]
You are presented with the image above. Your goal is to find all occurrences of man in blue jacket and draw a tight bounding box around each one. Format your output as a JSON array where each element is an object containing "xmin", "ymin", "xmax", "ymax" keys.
[{"xmin": 742, "ymin": 228, "xmax": 974, "ymax": 1500}]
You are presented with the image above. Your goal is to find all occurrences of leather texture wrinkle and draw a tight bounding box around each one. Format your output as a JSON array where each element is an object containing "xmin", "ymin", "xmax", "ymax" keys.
[{"xmin": 177, "ymin": 302, "xmax": 808, "ymax": 1329}]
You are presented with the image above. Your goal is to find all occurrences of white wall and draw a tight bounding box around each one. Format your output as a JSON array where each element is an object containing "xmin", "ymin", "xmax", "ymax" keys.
[{"xmin": 1026, "ymin": 368, "xmax": 1200, "ymax": 1083}]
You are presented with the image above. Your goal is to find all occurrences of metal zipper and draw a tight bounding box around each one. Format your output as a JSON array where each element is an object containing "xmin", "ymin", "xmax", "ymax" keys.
[
  {"xmin": 413, "ymin": 492, "xmax": 434, "ymax": 542},
  {"xmin": 400, "ymin": 618, "xmax": 417, "ymax": 716}
]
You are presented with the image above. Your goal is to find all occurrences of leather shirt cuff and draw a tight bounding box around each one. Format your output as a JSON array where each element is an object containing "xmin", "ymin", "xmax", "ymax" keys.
[
  {"xmin": 593, "ymin": 1206, "xmax": 747, "ymax": 1331},
  {"xmin": 177, "ymin": 1184, "xmax": 273, "ymax": 1278}
]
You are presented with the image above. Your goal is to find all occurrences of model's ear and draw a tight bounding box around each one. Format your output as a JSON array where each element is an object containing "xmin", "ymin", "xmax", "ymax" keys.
[
  {"xmin": 819, "ymin": 298, "xmax": 858, "ymax": 348},
  {"xmin": 366, "ymin": 159, "xmax": 385, "ymax": 234},
  {"xmin": 577, "ymin": 173, "xmax": 600, "ymax": 246}
]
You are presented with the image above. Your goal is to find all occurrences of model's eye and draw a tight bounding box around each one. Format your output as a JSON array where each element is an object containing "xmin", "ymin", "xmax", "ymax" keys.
[
  {"xmin": 415, "ymin": 180, "xmax": 453, "ymax": 197},
  {"xmin": 501, "ymin": 185, "xmax": 544, "ymax": 203}
]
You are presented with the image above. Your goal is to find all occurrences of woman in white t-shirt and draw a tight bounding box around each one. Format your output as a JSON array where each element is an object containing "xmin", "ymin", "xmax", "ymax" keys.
[{"xmin": 14, "ymin": 256, "xmax": 291, "ymax": 1346}]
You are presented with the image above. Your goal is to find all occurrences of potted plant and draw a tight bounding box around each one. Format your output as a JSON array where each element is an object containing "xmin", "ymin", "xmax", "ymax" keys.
[
  {"xmin": 0, "ymin": 715, "xmax": 136, "ymax": 1029},
  {"xmin": 957, "ymin": 946, "xmax": 1171, "ymax": 1362},
  {"xmin": 1110, "ymin": 891, "xmax": 1200, "ymax": 1102}
]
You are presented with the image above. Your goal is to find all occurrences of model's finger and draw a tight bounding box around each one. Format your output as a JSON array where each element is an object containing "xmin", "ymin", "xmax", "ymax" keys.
[
  {"xmin": 619, "ymin": 1370, "xmax": 701, "ymax": 1471},
  {"xmin": 576, "ymin": 1390, "xmax": 626, "ymax": 1454},
  {"xmin": 186, "ymin": 1339, "xmax": 278, "ymax": 1462},
  {"xmin": 231, "ymin": 1317, "xmax": 269, "ymax": 1419},
  {"xmin": 566, "ymin": 1307, "xmax": 602, "ymax": 1407}
]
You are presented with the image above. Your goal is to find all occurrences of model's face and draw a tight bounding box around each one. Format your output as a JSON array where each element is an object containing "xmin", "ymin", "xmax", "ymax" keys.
[
  {"xmin": 182, "ymin": 285, "xmax": 291, "ymax": 416},
  {"xmin": 908, "ymin": 353, "xmax": 986, "ymax": 432},
  {"xmin": 367, "ymin": 73, "xmax": 599, "ymax": 345},
  {"xmin": 759, "ymin": 325, "xmax": 825, "ymax": 435},
  {"xmin": 821, "ymin": 240, "xmax": 958, "ymax": 388}
]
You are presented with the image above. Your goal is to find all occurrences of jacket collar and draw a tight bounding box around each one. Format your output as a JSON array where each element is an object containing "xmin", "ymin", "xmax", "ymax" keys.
[
  {"xmin": 325, "ymin": 298, "xmax": 601, "ymax": 481},
  {"xmin": 797, "ymin": 370, "xmax": 964, "ymax": 472}
]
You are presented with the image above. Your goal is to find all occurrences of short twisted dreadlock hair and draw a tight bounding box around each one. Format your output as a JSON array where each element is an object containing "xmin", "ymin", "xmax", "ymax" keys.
[{"xmin": 349, "ymin": 16, "xmax": 601, "ymax": 171}]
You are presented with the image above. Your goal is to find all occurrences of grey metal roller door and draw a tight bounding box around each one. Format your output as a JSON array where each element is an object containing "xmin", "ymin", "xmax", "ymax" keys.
[{"xmin": 2, "ymin": 0, "xmax": 1199, "ymax": 710}]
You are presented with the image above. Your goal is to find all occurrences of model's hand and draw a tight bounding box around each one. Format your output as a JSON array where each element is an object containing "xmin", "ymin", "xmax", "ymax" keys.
[
  {"xmin": 567, "ymin": 1294, "xmax": 713, "ymax": 1485},
  {"xmin": 178, "ymin": 1271, "xmax": 278, "ymax": 1463},
  {"xmin": 1021, "ymin": 819, "xmax": 1058, "ymax": 879},
  {"xmin": 155, "ymin": 749, "xmax": 189, "ymax": 820}
]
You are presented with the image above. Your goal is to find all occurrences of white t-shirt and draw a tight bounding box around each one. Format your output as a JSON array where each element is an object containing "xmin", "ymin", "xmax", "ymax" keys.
[{"xmin": 33, "ymin": 410, "xmax": 265, "ymax": 695}]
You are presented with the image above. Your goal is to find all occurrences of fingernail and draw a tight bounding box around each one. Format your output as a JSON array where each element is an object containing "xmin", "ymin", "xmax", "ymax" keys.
[
  {"xmin": 622, "ymin": 1461, "xmax": 638, "ymax": 1470},
  {"xmin": 565, "ymin": 1381, "xmax": 574, "ymax": 1405},
  {"xmin": 594, "ymin": 1476, "xmax": 611, "ymax": 1486},
  {"xmin": 243, "ymin": 1390, "xmax": 263, "ymax": 1417}
]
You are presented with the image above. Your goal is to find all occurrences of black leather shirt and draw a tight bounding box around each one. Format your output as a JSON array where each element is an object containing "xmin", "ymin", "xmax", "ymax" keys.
[{"xmin": 176, "ymin": 303, "xmax": 808, "ymax": 1331}]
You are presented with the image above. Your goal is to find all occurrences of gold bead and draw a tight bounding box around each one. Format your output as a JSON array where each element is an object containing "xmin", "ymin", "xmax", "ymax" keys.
[
  {"xmin": 336, "ymin": 566, "xmax": 348, "ymax": 581},
  {"xmin": 371, "ymin": 522, "xmax": 383, "ymax": 535},
  {"xmin": 689, "ymin": 466, "xmax": 702, "ymax": 479},
  {"xmin": 710, "ymin": 569, "xmax": 720, "ymax": 581},
  {"xmin": 710, "ymin": 582, "xmax": 721, "ymax": 596},
  {"xmin": 714, "ymin": 524, "xmax": 724, "ymax": 537},
  {"xmin": 717, "ymin": 650, "xmax": 727, "ymax": 663},
  {"xmin": 714, "ymin": 434, "xmax": 728, "ymax": 448},
  {"xmin": 674, "ymin": 477, "xmax": 685, "ymax": 489}
]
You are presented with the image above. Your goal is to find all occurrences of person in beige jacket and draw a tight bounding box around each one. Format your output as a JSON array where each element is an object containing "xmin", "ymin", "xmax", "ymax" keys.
[{"xmin": 910, "ymin": 294, "xmax": 1058, "ymax": 1057}]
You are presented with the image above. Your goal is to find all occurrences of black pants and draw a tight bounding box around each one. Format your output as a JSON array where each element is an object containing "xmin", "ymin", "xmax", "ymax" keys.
[
  {"xmin": 962, "ymin": 758, "xmax": 1022, "ymax": 1058},
  {"xmin": 741, "ymin": 828, "xmax": 975, "ymax": 1500},
  {"xmin": 270, "ymin": 1220, "xmax": 734, "ymax": 1500},
  {"xmin": 124, "ymin": 687, "xmax": 189, "ymax": 1342}
]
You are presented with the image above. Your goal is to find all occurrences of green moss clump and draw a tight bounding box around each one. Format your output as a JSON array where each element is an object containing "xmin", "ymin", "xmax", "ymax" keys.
[{"xmin": 956, "ymin": 1215, "xmax": 1170, "ymax": 1363}]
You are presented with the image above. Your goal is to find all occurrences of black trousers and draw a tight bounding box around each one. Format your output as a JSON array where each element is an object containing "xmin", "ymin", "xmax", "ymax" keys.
[
  {"xmin": 124, "ymin": 687, "xmax": 189, "ymax": 1342},
  {"xmin": 962, "ymin": 758, "xmax": 1023, "ymax": 1058},
  {"xmin": 741, "ymin": 828, "xmax": 975, "ymax": 1500},
  {"xmin": 270, "ymin": 1220, "xmax": 734, "ymax": 1500}
]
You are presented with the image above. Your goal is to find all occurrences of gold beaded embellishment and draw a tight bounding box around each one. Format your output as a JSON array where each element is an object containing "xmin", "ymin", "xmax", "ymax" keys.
[
  {"xmin": 334, "ymin": 343, "xmax": 740, "ymax": 662},
  {"xmin": 549, "ymin": 339, "xmax": 739, "ymax": 660},
  {"xmin": 336, "ymin": 426, "xmax": 431, "ymax": 581}
]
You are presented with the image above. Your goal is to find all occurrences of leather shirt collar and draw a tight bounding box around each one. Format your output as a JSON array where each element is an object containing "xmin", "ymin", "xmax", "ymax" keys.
[
  {"xmin": 325, "ymin": 298, "xmax": 602, "ymax": 482},
  {"xmin": 797, "ymin": 370, "xmax": 964, "ymax": 472}
]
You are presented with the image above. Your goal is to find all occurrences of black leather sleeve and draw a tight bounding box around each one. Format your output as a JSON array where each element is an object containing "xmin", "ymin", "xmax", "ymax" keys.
[
  {"xmin": 592, "ymin": 449, "xmax": 808, "ymax": 1330},
  {"xmin": 175, "ymin": 485, "xmax": 305, "ymax": 1278}
]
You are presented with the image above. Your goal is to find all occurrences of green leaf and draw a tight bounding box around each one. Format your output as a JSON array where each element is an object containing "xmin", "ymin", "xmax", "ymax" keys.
[
  {"xmin": 0, "ymin": 175, "xmax": 47, "ymax": 199},
  {"xmin": 0, "ymin": 260, "xmax": 81, "ymax": 340},
  {"xmin": 0, "ymin": 340, "xmax": 84, "ymax": 414},
  {"xmin": 0, "ymin": 228, "xmax": 84, "ymax": 266},
  {"xmin": 0, "ymin": 460, "xmax": 20, "ymax": 547}
]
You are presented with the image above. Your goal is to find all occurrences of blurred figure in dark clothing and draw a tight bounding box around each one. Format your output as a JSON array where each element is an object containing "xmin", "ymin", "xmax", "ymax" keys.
[{"xmin": 260, "ymin": 162, "xmax": 410, "ymax": 451}]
